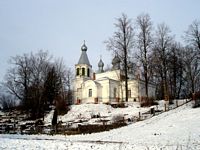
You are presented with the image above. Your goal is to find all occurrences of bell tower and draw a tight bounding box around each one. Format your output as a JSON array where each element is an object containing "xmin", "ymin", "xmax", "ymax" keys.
[
  {"xmin": 74, "ymin": 41, "xmax": 92, "ymax": 104},
  {"xmin": 75, "ymin": 41, "xmax": 92, "ymax": 79}
]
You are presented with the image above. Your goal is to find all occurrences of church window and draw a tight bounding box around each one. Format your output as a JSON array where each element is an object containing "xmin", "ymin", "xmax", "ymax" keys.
[
  {"xmin": 82, "ymin": 68, "xmax": 85, "ymax": 76},
  {"xmin": 76, "ymin": 68, "xmax": 80, "ymax": 76},
  {"xmin": 89, "ymin": 89, "xmax": 92, "ymax": 97},
  {"xmin": 87, "ymin": 68, "xmax": 90, "ymax": 77},
  {"xmin": 128, "ymin": 90, "xmax": 131, "ymax": 98}
]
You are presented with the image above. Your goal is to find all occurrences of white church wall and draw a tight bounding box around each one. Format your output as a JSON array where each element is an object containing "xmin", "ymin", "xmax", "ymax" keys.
[
  {"xmin": 97, "ymin": 78, "xmax": 120, "ymax": 103},
  {"xmin": 97, "ymin": 79, "xmax": 110, "ymax": 103},
  {"xmin": 117, "ymin": 80, "xmax": 139, "ymax": 102},
  {"xmin": 73, "ymin": 77, "xmax": 88, "ymax": 103},
  {"xmin": 137, "ymin": 81, "xmax": 156, "ymax": 99},
  {"xmin": 138, "ymin": 81, "xmax": 146, "ymax": 97},
  {"xmin": 109, "ymin": 80, "xmax": 120, "ymax": 103},
  {"xmin": 128, "ymin": 80, "xmax": 139, "ymax": 101},
  {"xmin": 82, "ymin": 80, "xmax": 98, "ymax": 103}
]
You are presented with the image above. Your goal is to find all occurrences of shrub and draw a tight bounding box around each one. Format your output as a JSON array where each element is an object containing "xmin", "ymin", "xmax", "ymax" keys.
[
  {"xmin": 111, "ymin": 102, "xmax": 126, "ymax": 108},
  {"xmin": 91, "ymin": 113, "xmax": 100, "ymax": 118},
  {"xmin": 112, "ymin": 114, "xmax": 124, "ymax": 123},
  {"xmin": 140, "ymin": 97, "xmax": 155, "ymax": 107},
  {"xmin": 192, "ymin": 91, "xmax": 200, "ymax": 108},
  {"xmin": 195, "ymin": 91, "xmax": 200, "ymax": 99}
]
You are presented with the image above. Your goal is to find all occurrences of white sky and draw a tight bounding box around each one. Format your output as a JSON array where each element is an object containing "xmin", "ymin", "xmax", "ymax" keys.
[{"xmin": 0, "ymin": 0, "xmax": 200, "ymax": 81}]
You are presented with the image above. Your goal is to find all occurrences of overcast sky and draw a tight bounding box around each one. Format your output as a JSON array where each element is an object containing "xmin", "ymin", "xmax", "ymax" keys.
[{"xmin": 0, "ymin": 0, "xmax": 200, "ymax": 81}]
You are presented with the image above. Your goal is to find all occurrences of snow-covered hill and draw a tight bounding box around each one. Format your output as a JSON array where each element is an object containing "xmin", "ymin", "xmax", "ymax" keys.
[
  {"xmin": 1, "ymin": 101, "xmax": 199, "ymax": 149},
  {"xmin": 44, "ymin": 102, "xmax": 150, "ymax": 126}
]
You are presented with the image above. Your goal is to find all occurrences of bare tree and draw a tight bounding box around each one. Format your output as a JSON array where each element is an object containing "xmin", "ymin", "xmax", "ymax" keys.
[
  {"xmin": 182, "ymin": 46, "xmax": 200, "ymax": 94},
  {"xmin": 167, "ymin": 42, "xmax": 184, "ymax": 99},
  {"xmin": 3, "ymin": 50, "xmax": 73, "ymax": 118},
  {"xmin": 43, "ymin": 66, "xmax": 61, "ymax": 106},
  {"xmin": 54, "ymin": 59, "xmax": 73, "ymax": 105},
  {"xmin": 182, "ymin": 20, "xmax": 200, "ymax": 95},
  {"xmin": 65, "ymin": 68, "xmax": 73, "ymax": 105},
  {"xmin": 153, "ymin": 23, "xmax": 173, "ymax": 101},
  {"xmin": 4, "ymin": 50, "xmax": 53, "ymax": 118},
  {"xmin": 5, "ymin": 53, "xmax": 32, "ymax": 104},
  {"xmin": 136, "ymin": 13, "xmax": 153, "ymax": 99},
  {"xmin": 105, "ymin": 13, "xmax": 134, "ymax": 102},
  {"xmin": 184, "ymin": 20, "xmax": 200, "ymax": 51},
  {"xmin": 28, "ymin": 51, "xmax": 52, "ymax": 118}
]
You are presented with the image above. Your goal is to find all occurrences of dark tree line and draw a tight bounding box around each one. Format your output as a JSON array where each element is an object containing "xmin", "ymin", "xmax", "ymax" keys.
[
  {"xmin": 1, "ymin": 50, "xmax": 73, "ymax": 118},
  {"xmin": 106, "ymin": 13, "xmax": 200, "ymax": 101}
]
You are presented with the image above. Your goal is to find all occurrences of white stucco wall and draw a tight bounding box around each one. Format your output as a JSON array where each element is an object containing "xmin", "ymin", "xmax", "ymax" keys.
[
  {"xmin": 81, "ymin": 80, "xmax": 100, "ymax": 103},
  {"xmin": 96, "ymin": 79, "xmax": 110, "ymax": 103},
  {"xmin": 128, "ymin": 80, "xmax": 139, "ymax": 101}
]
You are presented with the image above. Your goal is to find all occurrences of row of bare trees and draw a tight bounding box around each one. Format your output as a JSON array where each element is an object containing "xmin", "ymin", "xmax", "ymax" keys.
[
  {"xmin": 0, "ymin": 50, "xmax": 73, "ymax": 118},
  {"xmin": 106, "ymin": 13, "xmax": 200, "ymax": 101}
]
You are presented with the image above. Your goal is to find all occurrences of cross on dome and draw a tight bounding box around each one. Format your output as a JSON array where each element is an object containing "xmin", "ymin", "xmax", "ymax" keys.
[{"xmin": 81, "ymin": 40, "xmax": 87, "ymax": 51}]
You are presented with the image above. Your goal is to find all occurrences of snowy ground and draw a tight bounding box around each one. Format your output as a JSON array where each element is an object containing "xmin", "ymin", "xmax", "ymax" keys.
[
  {"xmin": 44, "ymin": 100, "xmax": 189, "ymax": 127},
  {"xmin": 44, "ymin": 102, "xmax": 150, "ymax": 126},
  {"xmin": 1, "ymin": 101, "xmax": 200, "ymax": 150}
]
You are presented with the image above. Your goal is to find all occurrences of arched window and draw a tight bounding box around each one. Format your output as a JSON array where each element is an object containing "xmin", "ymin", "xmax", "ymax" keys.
[
  {"xmin": 76, "ymin": 68, "xmax": 80, "ymax": 76},
  {"xmin": 82, "ymin": 68, "xmax": 85, "ymax": 76},
  {"xmin": 87, "ymin": 68, "xmax": 90, "ymax": 77}
]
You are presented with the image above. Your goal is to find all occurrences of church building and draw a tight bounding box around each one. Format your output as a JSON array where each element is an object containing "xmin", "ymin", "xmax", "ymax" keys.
[{"xmin": 73, "ymin": 42, "xmax": 156, "ymax": 104}]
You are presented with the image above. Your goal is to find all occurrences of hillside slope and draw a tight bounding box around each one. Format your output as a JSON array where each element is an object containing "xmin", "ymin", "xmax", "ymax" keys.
[{"xmin": 1, "ymin": 102, "xmax": 200, "ymax": 149}]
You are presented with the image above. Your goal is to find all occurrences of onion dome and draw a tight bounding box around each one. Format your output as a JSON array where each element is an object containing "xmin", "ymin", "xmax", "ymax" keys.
[
  {"xmin": 98, "ymin": 57, "xmax": 104, "ymax": 73},
  {"xmin": 112, "ymin": 55, "xmax": 121, "ymax": 65},
  {"xmin": 77, "ymin": 41, "xmax": 91, "ymax": 66},
  {"xmin": 81, "ymin": 42, "xmax": 87, "ymax": 51},
  {"xmin": 98, "ymin": 58, "xmax": 104, "ymax": 68},
  {"xmin": 112, "ymin": 55, "xmax": 121, "ymax": 70}
]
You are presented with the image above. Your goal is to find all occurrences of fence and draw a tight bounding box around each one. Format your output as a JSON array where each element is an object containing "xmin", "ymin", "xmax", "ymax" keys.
[{"xmin": 136, "ymin": 99, "xmax": 192, "ymax": 122}]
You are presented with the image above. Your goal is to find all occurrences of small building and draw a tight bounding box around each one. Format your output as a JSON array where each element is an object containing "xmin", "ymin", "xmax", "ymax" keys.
[{"xmin": 73, "ymin": 42, "xmax": 156, "ymax": 104}]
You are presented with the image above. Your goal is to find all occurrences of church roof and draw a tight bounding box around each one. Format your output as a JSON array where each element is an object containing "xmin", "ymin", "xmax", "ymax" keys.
[
  {"xmin": 77, "ymin": 42, "xmax": 91, "ymax": 66},
  {"xmin": 78, "ymin": 51, "xmax": 91, "ymax": 65}
]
